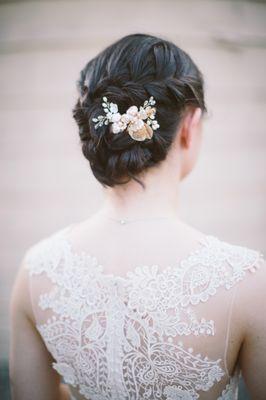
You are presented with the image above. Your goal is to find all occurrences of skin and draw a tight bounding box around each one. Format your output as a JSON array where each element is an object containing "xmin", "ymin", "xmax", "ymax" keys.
[{"xmin": 9, "ymin": 106, "xmax": 266, "ymax": 399}]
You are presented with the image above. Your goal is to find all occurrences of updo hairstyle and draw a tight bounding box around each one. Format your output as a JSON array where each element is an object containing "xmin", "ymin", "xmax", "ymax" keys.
[{"xmin": 72, "ymin": 33, "xmax": 207, "ymax": 188}]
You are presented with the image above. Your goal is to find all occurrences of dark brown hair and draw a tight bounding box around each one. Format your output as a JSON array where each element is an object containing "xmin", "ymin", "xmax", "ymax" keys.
[{"xmin": 72, "ymin": 33, "xmax": 207, "ymax": 188}]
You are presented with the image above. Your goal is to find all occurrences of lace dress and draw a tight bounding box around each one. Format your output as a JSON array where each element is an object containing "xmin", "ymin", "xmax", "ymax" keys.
[{"xmin": 24, "ymin": 224, "xmax": 264, "ymax": 400}]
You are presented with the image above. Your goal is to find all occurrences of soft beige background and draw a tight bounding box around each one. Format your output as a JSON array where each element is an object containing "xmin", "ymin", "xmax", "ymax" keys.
[{"xmin": 0, "ymin": 0, "xmax": 265, "ymax": 359}]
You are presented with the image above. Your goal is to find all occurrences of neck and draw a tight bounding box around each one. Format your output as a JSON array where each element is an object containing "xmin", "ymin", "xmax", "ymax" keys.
[{"xmin": 99, "ymin": 163, "xmax": 181, "ymax": 221}]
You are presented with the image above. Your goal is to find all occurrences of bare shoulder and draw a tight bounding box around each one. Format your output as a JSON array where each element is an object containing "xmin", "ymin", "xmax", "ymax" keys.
[
  {"xmin": 236, "ymin": 256, "xmax": 266, "ymax": 326},
  {"xmin": 10, "ymin": 246, "xmax": 40, "ymax": 323},
  {"xmin": 11, "ymin": 224, "xmax": 72, "ymax": 323},
  {"xmin": 219, "ymin": 237, "xmax": 266, "ymax": 306},
  {"xmin": 208, "ymin": 234, "xmax": 264, "ymax": 284},
  {"xmin": 219, "ymin": 236, "xmax": 265, "ymax": 303}
]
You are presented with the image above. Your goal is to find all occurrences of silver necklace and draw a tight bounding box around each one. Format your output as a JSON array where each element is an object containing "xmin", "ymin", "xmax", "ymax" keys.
[{"xmin": 104, "ymin": 215, "xmax": 175, "ymax": 225}]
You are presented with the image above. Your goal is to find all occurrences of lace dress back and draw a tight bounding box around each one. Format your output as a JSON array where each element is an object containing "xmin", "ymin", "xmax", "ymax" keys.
[{"xmin": 24, "ymin": 223, "xmax": 264, "ymax": 400}]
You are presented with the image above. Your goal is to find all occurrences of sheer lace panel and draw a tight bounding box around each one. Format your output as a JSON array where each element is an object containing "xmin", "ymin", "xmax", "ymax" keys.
[{"xmin": 24, "ymin": 225, "xmax": 264, "ymax": 400}]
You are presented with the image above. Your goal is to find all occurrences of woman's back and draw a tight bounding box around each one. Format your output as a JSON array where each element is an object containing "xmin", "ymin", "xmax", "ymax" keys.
[
  {"xmin": 23, "ymin": 214, "xmax": 265, "ymax": 400},
  {"xmin": 9, "ymin": 33, "xmax": 266, "ymax": 400}
]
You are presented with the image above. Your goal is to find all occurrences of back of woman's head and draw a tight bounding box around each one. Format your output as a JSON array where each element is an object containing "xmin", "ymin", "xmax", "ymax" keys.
[{"xmin": 72, "ymin": 33, "xmax": 207, "ymax": 188}]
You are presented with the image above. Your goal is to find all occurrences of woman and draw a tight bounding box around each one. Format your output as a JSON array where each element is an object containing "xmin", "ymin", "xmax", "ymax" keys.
[{"xmin": 9, "ymin": 33, "xmax": 266, "ymax": 400}]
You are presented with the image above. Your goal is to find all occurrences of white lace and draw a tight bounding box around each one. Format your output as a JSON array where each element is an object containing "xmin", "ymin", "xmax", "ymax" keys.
[{"xmin": 25, "ymin": 225, "xmax": 264, "ymax": 400}]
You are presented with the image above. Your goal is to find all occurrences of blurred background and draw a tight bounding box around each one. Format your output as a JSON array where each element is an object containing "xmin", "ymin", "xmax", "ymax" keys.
[{"xmin": 0, "ymin": 0, "xmax": 265, "ymax": 398}]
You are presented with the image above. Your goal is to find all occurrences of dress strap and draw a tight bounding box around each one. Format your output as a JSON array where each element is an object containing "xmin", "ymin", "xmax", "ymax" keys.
[{"xmin": 223, "ymin": 283, "xmax": 239, "ymax": 378}]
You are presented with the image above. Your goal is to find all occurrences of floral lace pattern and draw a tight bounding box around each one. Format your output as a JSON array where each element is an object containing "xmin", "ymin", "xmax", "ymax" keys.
[{"xmin": 25, "ymin": 226, "xmax": 263, "ymax": 400}]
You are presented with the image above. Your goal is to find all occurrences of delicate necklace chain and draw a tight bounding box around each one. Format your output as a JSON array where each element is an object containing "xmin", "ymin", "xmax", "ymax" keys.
[{"xmin": 104, "ymin": 215, "xmax": 175, "ymax": 225}]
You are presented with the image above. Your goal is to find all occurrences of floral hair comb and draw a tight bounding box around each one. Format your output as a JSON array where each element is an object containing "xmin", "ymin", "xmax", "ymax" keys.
[{"xmin": 92, "ymin": 96, "xmax": 160, "ymax": 141}]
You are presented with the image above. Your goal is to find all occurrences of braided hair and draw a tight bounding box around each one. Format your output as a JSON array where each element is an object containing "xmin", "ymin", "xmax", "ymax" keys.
[{"xmin": 72, "ymin": 33, "xmax": 207, "ymax": 188}]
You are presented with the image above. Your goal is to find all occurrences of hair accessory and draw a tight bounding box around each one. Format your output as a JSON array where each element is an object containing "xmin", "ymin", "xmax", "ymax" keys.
[{"xmin": 92, "ymin": 96, "xmax": 160, "ymax": 141}]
